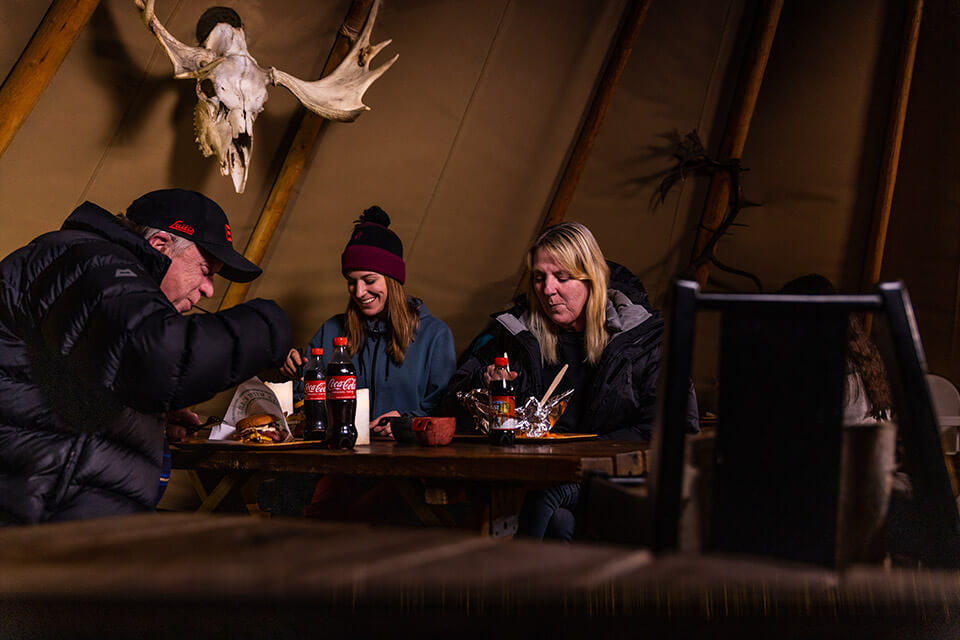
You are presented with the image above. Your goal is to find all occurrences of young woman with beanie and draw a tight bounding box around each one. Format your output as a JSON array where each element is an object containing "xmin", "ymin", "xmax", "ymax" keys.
[{"xmin": 282, "ymin": 205, "xmax": 456, "ymax": 437}]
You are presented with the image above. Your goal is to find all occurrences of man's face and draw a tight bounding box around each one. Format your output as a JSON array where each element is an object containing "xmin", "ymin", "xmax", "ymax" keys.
[{"xmin": 150, "ymin": 234, "xmax": 221, "ymax": 312}]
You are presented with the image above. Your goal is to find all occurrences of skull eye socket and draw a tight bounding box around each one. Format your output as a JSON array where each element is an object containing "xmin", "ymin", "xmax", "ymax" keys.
[{"xmin": 200, "ymin": 79, "xmax": 217, "ymax": 100}]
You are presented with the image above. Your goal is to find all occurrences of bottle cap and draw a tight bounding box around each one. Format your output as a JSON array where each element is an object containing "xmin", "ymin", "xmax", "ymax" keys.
[
  {"xmin": 311, "ymin": 347, "xmax": 323, "ymax": 356},
  {"xmin": 334, "ymin": 336, "xmax": 348, "ymax": 346},
  {"xmin": 494, "ymin": 357, "xmax": 508, "ymax": 366}
]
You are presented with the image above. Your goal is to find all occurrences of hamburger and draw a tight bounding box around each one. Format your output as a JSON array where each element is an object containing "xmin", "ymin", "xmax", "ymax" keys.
[{"xmin": 236, "ymin": 413, "xmax": 284, "ymax": 444}]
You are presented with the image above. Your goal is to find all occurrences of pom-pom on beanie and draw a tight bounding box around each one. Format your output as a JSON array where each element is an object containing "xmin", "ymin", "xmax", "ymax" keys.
[{"xmin": 341, "ymin": 206, "xmax": 405, "ymax": 284}]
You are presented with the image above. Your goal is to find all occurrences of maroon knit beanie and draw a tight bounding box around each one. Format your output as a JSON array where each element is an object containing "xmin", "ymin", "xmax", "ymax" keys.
[{"xmin": 340, "ymin": 206, "xmax": 405, "ymax": 284}]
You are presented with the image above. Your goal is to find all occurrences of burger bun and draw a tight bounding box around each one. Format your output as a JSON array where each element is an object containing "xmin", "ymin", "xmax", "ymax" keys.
[
  {"xmin": 237, "ymin": 413, "xmax": 280, "ymax": 430},
  {"xmin": 236, "ymin": 413, "xmax": 284, "ymax": 444}
]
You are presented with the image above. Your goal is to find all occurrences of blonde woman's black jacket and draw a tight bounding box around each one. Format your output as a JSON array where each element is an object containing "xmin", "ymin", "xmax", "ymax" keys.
[
  {"xmin": 445, "ymin": 267, "xmax": 698, "ymax": 441},
  {"xmin": 0, "ymin": 203, "xmax": 291, "ymax": 524}
]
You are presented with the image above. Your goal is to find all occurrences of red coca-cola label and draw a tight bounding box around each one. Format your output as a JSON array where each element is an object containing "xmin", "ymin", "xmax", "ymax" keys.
[
  {"xmin": 327, "ymin": 375, "xmax": 357, "ymax": 400},
  {"xmin": 305, "ymin": 380, "xmax": 325, "ymax": 402}
]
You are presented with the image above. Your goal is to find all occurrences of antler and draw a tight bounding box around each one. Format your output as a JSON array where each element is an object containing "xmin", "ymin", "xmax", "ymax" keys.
[
  {"xmin": 269, "ymin": 0, "xmax": 398, "ymax": 122},
  {"xmin": 134, "ymin": 0, "xmax": 219, "ymax": 78}
]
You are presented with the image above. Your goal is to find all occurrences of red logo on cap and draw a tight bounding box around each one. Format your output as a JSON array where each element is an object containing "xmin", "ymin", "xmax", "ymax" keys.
[
  {"xmin": 225, "ymin": 224, "xmax": 232, "ymax": 242},
  {"xmin": 169, "ymin": 220, "xmax": 195, "ymax": 235}
]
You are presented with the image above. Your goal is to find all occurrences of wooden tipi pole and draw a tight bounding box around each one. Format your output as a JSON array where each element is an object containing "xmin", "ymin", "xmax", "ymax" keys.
[
  {"xmin": 535, "ymin": 0, "xmax": 653, "ymax": 234},
  {"xmin": 860, "ymin": 0, "xmax": 923, "ymax": 297},
  {"xmin": 690, "ymin": 0, "xmax": 783, "ymax": 288},
  {"xmin": 0, "ymin": 0, "xmax": 101, "ymax": 159},
  {"xmin": 219, "ymin": 0, "xmax": 374, "ymax": 310},
  {"xmin": 513, "ymin": 0, "xmax": 651, "ymax": 298}
]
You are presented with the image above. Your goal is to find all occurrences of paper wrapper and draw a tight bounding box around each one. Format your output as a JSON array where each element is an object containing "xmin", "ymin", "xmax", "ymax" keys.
[
  {"xmin": 208, "ymin": 376, "xmax": 293, "ymax": 442},
  {"xmin": 457, "ymin": 387, "xmax": 574, "ymax": 438}
]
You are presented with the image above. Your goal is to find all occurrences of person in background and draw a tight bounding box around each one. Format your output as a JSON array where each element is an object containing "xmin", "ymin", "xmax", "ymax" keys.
[
  {"xmin": 778, "ymin": 274, "xmax": 912, "ymax": 563},
  {"xmin": 281, "ymin": 205, "xmax": 456, "ymax": 433},
  {"xmin": 778, "ymin": 274, "xmax": 893, "ymax": 423},
  {"xmin": 444, "ymin": 221, "xmax": 699, "ymax": 540},
  {"xmin": 0, "ymin": 189, "xmax": 291, "ymax": 525}
]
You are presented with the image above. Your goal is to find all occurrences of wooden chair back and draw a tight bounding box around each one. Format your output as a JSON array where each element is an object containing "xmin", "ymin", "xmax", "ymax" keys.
[{"xmin": 649, "ymin": 280, "xmax": 960, "ymax": 568}]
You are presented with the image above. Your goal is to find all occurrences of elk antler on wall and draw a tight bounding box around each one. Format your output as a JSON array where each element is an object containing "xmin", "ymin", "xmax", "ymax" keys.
[{"xmin": 134, "ymin": 0, "xmax": 397, "ymax": 193}]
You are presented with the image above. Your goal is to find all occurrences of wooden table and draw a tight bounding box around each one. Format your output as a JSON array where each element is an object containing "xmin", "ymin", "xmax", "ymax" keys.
[
  {"xmin": 2, "ymin": 513, "xmax": 958, "ymax": 639},
  {"xmin": 171, "ymin": 439, "xmax": 647, "ymax": 534}
]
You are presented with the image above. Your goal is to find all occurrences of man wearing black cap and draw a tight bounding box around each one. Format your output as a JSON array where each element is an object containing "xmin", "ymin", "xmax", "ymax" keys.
[
  {"xmin": 0, "ymin": 189, "xmax": 291, "ymax": 524},
  {"xmin": 124, "ymin": 188, "xmax": 264, "ymax": 311}
]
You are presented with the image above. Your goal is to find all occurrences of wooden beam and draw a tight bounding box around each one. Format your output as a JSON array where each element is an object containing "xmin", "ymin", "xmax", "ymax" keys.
[
  {"xmin": 219, "ymin": 0, "xmax": 375, "ymax": 310},
  {"xmin": 860, "ymin": 0, "xmax": 923, "ymax": 296},
  {"xmin": 536, "ymin": 0, "xmax": 653, "ymax": 233},
  {"xmin": 691, "ymin": 0, "xmax": 783, "ymax": 288},
  {"xmin": 0, "ymin": 0, "xmax": 101, "ymax": 159}
]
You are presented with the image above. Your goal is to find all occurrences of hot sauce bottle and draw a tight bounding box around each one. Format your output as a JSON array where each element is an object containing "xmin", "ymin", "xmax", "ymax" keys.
[{"xmin": 488, "ymin": 356, "xmax": 517, "ymax": 446}]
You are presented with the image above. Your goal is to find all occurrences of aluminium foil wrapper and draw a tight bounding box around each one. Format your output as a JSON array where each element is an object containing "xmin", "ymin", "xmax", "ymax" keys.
[{"xmin": 456, "ymin": 387, "xmax": 573, "ymax": 437}]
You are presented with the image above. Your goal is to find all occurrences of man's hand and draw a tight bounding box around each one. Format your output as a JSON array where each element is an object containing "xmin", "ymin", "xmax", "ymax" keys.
[
  {"xmin": 371, "ymin": 410, "xmax": 401, "ymax": 438},
  {"xmin": 482, "ymin": 364, "xmax": 518, "ymax": 387},
  {"xmin": 280, "ymin": 348, "xmax": 305, "ymax": 380},
  {"xmin": 165, "ymin": 408, "xmax": 201, "ymax": 442}
]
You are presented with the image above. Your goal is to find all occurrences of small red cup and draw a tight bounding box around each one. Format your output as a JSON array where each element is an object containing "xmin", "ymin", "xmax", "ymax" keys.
[{"xmin": 411, "ymin": 417, "xmax": 456, "ymax": 446}]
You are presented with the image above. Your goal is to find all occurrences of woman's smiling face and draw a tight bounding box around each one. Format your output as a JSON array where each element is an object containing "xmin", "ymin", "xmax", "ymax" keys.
[
  {"xmin": 346, "ymin": 270, "xmax": 388, "ymax": 317},
  {"xmin": 531, "ymin": 248, "xmax": 589, "ymax": 331}
]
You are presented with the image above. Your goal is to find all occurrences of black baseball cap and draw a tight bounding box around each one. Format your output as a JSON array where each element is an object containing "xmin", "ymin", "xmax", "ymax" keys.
[{"xmin": 126, "ymin": 189, "xmax": 261, "ymax": 283}]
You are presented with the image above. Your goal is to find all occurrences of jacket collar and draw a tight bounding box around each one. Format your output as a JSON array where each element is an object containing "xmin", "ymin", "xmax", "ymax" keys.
[{"xmin": 61, "ymin": 202, "xmax": 171, "ymax": 283}]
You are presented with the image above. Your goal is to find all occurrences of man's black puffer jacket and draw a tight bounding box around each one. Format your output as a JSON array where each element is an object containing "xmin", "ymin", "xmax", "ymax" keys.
[{"xmin": 0, "ymin": 203, "xmax": 291, "ymax": 524}]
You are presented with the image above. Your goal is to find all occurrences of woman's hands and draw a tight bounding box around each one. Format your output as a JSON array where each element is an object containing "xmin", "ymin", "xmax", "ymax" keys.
[
  {"xmin": 280, "ymin": 348, "xmax": 305, "ymax": 379},
  {"xmin": 482, "ymin": 364, "xmax": 518, "ymax": 387},
  {"xmin": 371, "ymin": 410, "xmax": 401, "ymax": 438}
]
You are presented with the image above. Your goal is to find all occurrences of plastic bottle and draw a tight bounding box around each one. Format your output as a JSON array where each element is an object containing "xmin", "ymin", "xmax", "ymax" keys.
[
  {"xmin": 303, "ymin": 347, "xmax": 326, "ymax": 442},
  {"xmin": 488, "ymin": 356, "xmax": 518, "ymax": 446},
  {"xmin": 325, "ymin": 337, "xmax": 358, "ymax": 449}
]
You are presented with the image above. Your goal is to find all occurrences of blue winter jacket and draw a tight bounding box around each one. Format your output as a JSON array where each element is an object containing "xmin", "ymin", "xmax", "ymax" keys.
[{"xmin": 300, "ymin": 299, "xmax": 456, "ymax": 419}]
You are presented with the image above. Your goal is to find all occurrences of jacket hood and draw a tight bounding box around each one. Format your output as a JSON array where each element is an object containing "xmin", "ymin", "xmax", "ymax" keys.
[
  {"xmin": 604, "ymin": 289, "xmax": 652, "ymax": 334},
  {"xmin": 61, "ymin": 202, "xmax": 170, "ymax": 284},
  {"xmin": 607, "ymin": 260, "xmax": 652, "ymax": 310}
]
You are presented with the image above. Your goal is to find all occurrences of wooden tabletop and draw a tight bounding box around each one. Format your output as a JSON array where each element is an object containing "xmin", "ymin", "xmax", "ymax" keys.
[
  {"xmin": 1, "ymin": 513, "xmax": 958, "ymax": 639},
  {"xmin": 171, "ymin": 439, "xmax": 647, "ymax": 484}
]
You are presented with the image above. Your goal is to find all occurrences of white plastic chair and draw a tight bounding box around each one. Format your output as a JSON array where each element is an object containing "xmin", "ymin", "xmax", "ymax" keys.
[{"xmin": 927, "ymin": 374, "xmax": 960, "ymax": 454}]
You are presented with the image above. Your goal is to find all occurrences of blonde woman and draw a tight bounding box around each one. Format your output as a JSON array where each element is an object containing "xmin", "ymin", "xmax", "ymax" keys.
[{"xmin": 446, "ymin": 221, "xmax": 699, "ymax": 539}]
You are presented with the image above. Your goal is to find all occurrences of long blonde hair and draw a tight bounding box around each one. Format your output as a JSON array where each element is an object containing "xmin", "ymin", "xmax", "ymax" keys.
[
  {"xmin": 344, "ymin": 276, "xmax": 419, "ymax": 365},
  {"xmin": 524, "ymin": 222, "xmax": 610, "ymax": 365}
]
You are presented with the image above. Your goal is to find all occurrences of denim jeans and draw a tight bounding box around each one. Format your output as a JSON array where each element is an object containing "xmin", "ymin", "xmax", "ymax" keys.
[{"xmin": 517, "ymin": 482, "xmax": 581, "ymax": 541}]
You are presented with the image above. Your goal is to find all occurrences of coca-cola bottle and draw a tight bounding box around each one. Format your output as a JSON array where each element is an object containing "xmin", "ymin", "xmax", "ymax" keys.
[
  {"xmin": 488, "ymin": 356, "xmax": 518, "ymax": 446},
  {"xmin": 303, "ymin": 347, "xmax": 326, "ymax": 442},
  {"xmin": 325, "ymin": 336, "xmax": 358, "ymax": 449}
]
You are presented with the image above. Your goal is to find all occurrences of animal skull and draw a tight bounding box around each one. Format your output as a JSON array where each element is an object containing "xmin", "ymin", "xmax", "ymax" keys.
[{"xmin": 134, "ymin": 0, "xmax": 397, "ymax": 193}]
